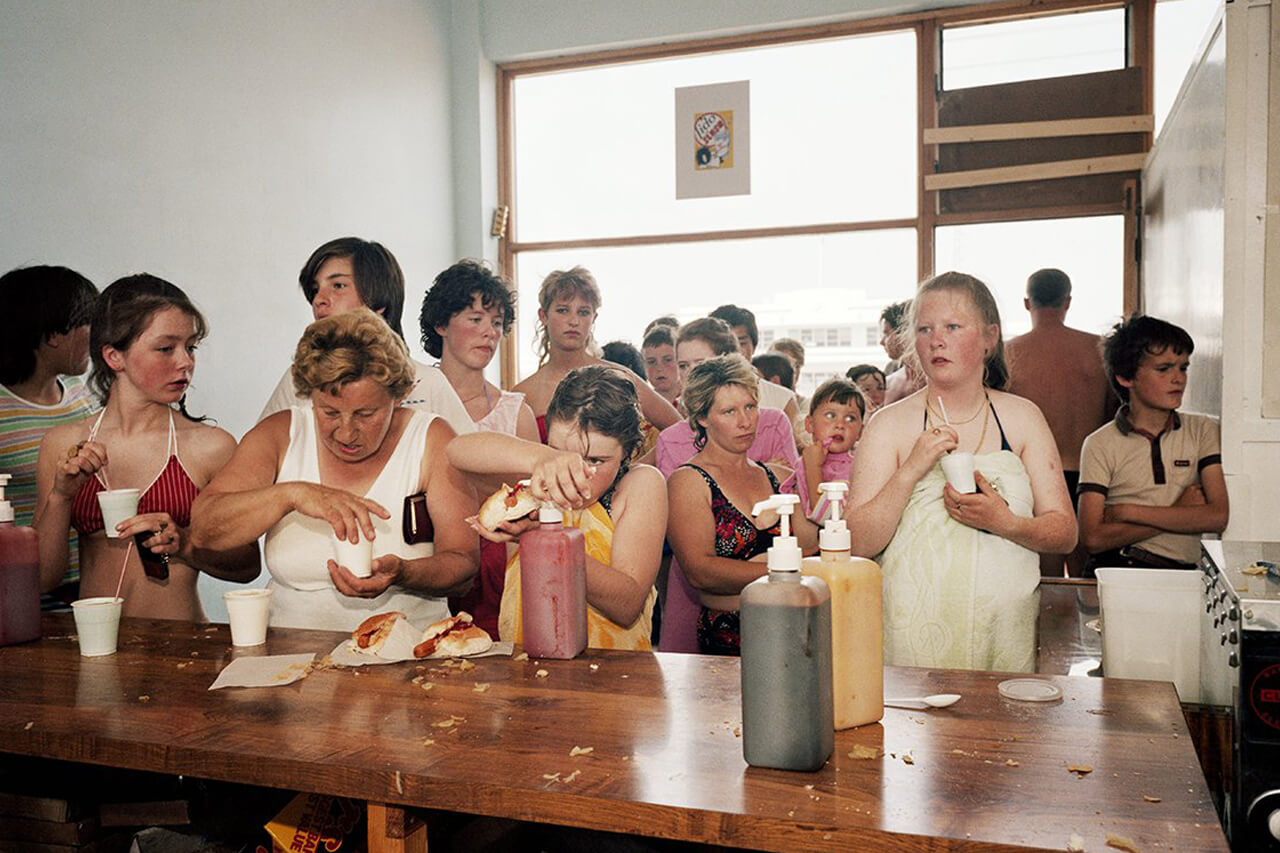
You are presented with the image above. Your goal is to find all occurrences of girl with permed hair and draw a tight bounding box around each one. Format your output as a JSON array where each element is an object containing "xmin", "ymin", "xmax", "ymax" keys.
[
  {"xmin": 447, "ymin": 365, "xmax": 666, "ymax": 650},
  {"xmin": 35, "ymin": 275, "xmax": 260, "ymax": 620},
  {"xmin": 512, "ymin": 266, "xmax": 681, "ymax": 443}
]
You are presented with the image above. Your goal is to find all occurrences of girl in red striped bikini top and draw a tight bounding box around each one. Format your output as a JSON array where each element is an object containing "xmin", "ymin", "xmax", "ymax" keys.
[{"xmin": 34, "ymin": 275, "xmax": 259, "ymax": 622}]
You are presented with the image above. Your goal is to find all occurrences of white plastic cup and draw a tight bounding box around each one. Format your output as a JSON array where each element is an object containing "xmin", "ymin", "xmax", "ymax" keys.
[
  {"xmin": 97, "ymin": 489, "xmax": 140, "ymax": 538},
  {"xmin": 940, "ymin": 452, "xmax": 977, "ymax": 494},
  {"xmin": 333, "ymin": 533, "xmax": 373, "ymax": 579},
  {"xmin": 223, "ymin": 588, "xmax": 272, "ymax": 647},
  {"xmin": 71, "ymin": 597, "xmax": 124, "ymax": 656}
]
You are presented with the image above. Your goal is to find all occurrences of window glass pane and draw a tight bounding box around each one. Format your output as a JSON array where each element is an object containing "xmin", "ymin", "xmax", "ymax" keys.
[
  {"xmin": 1154, "ymin": 0, "xmax": 1221, "ymax": 136},
  {"xmin": 513, "ymin": 30, "xmax": 917, "ymax": 243},
  {"xmin": 941, "ymin": 9, "xmax": 1125, "ymax": 91},
  {"xmin": 934, "ymin": 216, "xmax": 1125, "ymax": 339},
  {"xmin": 513, "ymin": 229, "xmax": 917, "ymax": 395}
]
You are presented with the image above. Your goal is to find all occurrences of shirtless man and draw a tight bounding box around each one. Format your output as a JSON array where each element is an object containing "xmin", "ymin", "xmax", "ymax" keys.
[
  {"xmin": 1005, "ymin": 268, "xmax": 1115, "ymax": 577},
  {"xmin": 880, "ymin": 299, "xmax": 924, "ymax": 406}
]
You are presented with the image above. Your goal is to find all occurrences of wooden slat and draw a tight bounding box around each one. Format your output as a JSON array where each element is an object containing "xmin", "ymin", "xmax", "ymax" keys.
[
  {"xmin": 368, "ymin": 803, "xmax": 427, "ymax": 853},
  {"xmin": 924, "ymin": 114, "xmax": 1153, "ymax": 144},
  {"xmin": 925, "ymin": 153, "xmax": 1147, "ymax": 191}
]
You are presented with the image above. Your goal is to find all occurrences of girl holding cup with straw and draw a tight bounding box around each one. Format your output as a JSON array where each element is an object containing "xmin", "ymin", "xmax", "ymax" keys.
[
  {"xmin": 846, "ymin": 272, "xmax": 1076, "ymax": 672},
  {"xmin": 34, "ymin": 276, "xmax": 259, "ymax": 620}
]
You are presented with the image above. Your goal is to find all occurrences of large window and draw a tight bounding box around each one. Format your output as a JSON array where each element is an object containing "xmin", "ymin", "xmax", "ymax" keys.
[{"xmin": 500, "ymin": 0, "xmax": 1165, "ymax": 387}]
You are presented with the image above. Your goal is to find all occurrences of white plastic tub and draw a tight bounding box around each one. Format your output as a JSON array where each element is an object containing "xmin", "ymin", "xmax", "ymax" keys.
[{"xmin": 1095, "ymin": 567, "xmax": 1202, "ymax": 702}]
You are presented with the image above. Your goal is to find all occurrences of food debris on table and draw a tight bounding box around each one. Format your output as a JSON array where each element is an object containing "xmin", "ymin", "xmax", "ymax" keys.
[
  {"xmin": 564, "ymin": 769, "xmax": 581, "ymax": 783},
  {"xmin": 1005, "ymin": 759, "xmax": 1020, "ymax": 767},
  {"xmin": 535, "ymin": 669, "xmax": 549, "ymax": 678},
  {"xmin": 1142, "ymin": 795, "xmax": 1161, "ymax": 803},
  {"xmin": 569, "ymin": 746, "xmax": 594, "ymax": 757},
  {"xmin": 473, "ymin": 683, "xmax": 490, "ymax": 693},
  {"xmin": 1105, "ymin": 832, "xmax": 1141, "ymax": 852},
  {"xmin": 1067, "ymin": 764, "xmax": 1093, "ymax": 776},
  {"xmin": 432, "ymin": 718, "xmax": 458, "ymax": 729},
  {"xmin": 458, "ymin": 659, "xmax": 476, "ymax": 672},
  {"xmin": 23, "ymin": 722, "xmax": 33, "ymax": 731},
  {"xmin": 422, "ymin": 739, "xmax": 435, "ymax": 747},
  {"xmin": 848, "ymin": 745, "xmax": 881, "ymax": 760},
  {"xmin": 138, "ymin": 695, "xmax": 151, "ymax": 702},
  {"xmin": 1067, "ymin": 832, "xmax": 1085, "ymax": 852},
  {"xmin": 515, "ymin": 652, "xmax": 529, "ymax": 662},
  {"xmin": 902, "ymin": 753, "xmax": 915, "ymax": 765},
  {"xmin": 542, "ymin": 772, "xmax": 561, "ymax": 782}
]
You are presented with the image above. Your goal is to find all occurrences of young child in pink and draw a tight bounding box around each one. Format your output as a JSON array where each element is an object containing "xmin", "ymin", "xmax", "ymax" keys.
[{"xmin": 787, "ymin": 378, "xmax": 865, "ymax": 519}]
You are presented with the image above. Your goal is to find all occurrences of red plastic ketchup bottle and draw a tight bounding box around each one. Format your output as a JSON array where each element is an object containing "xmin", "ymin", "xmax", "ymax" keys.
[
  {"xmin": 0, "ymin": 473, "xmax": 41, "ymax": 646},
  {"xmin": 518, "ymin": 503, "xmax": 587, "ymax": 659}
]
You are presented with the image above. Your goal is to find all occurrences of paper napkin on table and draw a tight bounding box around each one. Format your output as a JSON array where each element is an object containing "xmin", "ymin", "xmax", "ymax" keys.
[{"xmin": 208, "ymin": 653, "xmax": 315, "ymax": 690}]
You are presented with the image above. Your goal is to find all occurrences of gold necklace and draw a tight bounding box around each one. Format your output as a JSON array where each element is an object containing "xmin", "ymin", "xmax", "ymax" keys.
[
  {"xmin": 928, "ymin": 391, "xmax": 990, "ymax": 452},
  {"xmin": 927, "ymin": 393, "xmax": 983, "ymax": 425}
]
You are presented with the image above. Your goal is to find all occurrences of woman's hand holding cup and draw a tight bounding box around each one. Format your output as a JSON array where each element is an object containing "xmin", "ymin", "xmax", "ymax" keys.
[
  {"xmin": 328, "ymin": 553, "xmax": 400, "ymax": 598},
  {"xmin": 905, "ymin": 424, "xmax": 958, "ymax": 480},
  {"xmin": 943, "ymin": 472, "xmax": 1010, "ymax": 533}
]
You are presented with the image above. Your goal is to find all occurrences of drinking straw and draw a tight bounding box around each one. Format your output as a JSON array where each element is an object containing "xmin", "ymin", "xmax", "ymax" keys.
[
  {"xmin": 937, "ymin": 396, "xmax": 951, "ymax": 425},
  {"xmin": 113, "ymin": 540, "xmax": 134, "ymax": 601}
]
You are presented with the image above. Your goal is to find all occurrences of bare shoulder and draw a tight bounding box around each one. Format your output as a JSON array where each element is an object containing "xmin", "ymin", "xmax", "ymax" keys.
[
  {"xmin": 989, "ymin": 389, "xmax": 1046, "ymax": 420},
  {"xmin": 868, "ymin": 391, "xmax": 924, "ymax": 433},
  {"xmin": 42, "ymin": 416, "xmax": 94, "ymax": 449}
]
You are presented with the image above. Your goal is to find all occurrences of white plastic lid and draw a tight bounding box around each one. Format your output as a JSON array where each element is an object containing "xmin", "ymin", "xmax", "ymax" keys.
[
  {"xmin": 751, "ymin": 494, "xmax": 802, "ymax": 572},
  {"xmin": 816, "ymin": 481, "xmax": 850, "ymax": 553},
  {"xmin": 997, "ymin": 678, "xmax": 1063, "ymax": 702},
  {"xmin": 538, "ymin": 502, "xmax": 563, "ymax": 524},
  {"xmin": 0, "ymin": 473, "xmax": 10, "ymax": 522}
]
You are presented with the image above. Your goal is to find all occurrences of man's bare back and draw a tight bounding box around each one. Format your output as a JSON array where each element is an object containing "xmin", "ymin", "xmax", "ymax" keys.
[{"xmin": 1005, "ymin": 325, "xmax": 1114, "ymax": 471}]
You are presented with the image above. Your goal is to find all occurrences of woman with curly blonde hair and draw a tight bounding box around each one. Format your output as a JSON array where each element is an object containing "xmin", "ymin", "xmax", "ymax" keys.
[{"xmin": 191, "ymin": 308, "xmax": 479, "ymax": 631}]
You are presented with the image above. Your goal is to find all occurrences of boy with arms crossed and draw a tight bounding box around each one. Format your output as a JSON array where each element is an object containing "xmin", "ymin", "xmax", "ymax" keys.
[{"xmin": 1078, "ymin": 315, "xmax": 1228, "ymax": 571}]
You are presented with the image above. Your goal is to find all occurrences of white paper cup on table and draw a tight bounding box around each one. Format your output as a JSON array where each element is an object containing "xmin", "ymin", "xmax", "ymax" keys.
[
  {"xmin": 940, "ymin": 452, "xmax": 976, "ymax": 494},
  {"xmin": 96, "ymin": 488, "xmax": 140, "ymax": 538},
  {"xmin": 223, "ymin": 588, "xmax": 272, "ymax": 647},
  {"xmin": 333, "ymin": 533, "xmax": 373, "ymax": 579},
  {"xmin": 71, "ymin": 597, "xmax": 124, "ymax": 656}
]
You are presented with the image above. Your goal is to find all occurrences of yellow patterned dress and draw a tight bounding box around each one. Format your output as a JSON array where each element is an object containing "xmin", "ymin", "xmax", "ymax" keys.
[
  {"xmin": 878, "ymin": 450, "xmax": 1040, "ymax": 672},
  {"xmin": 498, "ymin": 501, "xmax": 657, "ymax": 651}
]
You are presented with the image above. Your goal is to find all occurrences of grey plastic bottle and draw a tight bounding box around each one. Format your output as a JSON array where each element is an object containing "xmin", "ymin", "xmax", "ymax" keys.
[{"xmin": 739, "ymin": 494, "xmax": 834, "ymax": 772}]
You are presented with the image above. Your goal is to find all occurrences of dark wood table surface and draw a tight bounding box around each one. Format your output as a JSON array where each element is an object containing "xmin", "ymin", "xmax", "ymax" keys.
[{"xmin": 0, "ymin": 613, "xmax": 1226, "ymax": 852}]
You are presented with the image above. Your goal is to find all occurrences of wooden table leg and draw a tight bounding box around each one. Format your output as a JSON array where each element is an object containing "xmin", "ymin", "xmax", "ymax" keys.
[{"xmin": 368, "ymin": 802, "xmax": 427, "ymax": 853}]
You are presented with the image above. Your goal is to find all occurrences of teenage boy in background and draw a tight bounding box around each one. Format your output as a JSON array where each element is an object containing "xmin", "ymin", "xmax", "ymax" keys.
[{"xmin": 1078, "ymin": 315, "xmax": 1228, "ymax": 572}]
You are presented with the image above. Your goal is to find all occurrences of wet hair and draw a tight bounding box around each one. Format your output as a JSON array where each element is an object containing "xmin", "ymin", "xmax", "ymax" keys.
[
  {"xmin": 534, "ymin": 266, "xmax": 601, "ymax": 366},
  {"xmin": 880, "ymin": 300, "xmax": 911, "ymax": 330},
  {"xmin": 642, "ymin": 325, "xmax": 675, "ymax": 350},
  {"xmin": 601, "ymin": 340, "xmax": 646, "ymax": 378},
  {"xmin": 846, "ymin": 364, "xmax": 886, "ymax": 387},
  {"xmin": 0, "ymin": 265, "xmax": 97, "ymax": 385},
  {"xmin": 752, "ymin": 353, "xmax": 795, "ymax": 391},
  {"xmin": 810, "ymin": 377, "xmax": 866, "ymax": 418},
  {"xmin": 298, "ymin": 237, "xmax": 406, "ymax": 340},
  {"xmin": 682, "ymin": 354, "xmax": 759, "ymax": 450},
  {"xmin": 1101, "ymin": 314, "xmax": 1195, "ymax": 403},
  {"xmin": 769, "ymin": 337, "xmax": 805, "ymax": 370},
  {"xmin": 419, "ymin": 259, "xmax": 516, "ymax": 359},
  {"xmin": 89, "ymin": 274, "xmax": 209, "ymax": 421},
  {"xmin": 907, "ymin": 271, "xmax": 1009, "ymax": 391},
  {"xmin": 1026, "ymin": 268, "xmax": 1071, "ymax": 309},
  {"xmin": 546, "ymin": 365, "xmax": 645, "ymax": 462},
  {"xmin": 708, "ymin": 304, "xmax": 758, "ymax": 349},
  {"xmin": 292, "ymin": 308, "xmax": 416, "ymax": 400},
  {"xmin": 675, "ymin": 317, "xmax": 737, "ymax": 357},
  {"xmin": 643, "ymin": 315, "xmax": 679, "ymax": 337}
]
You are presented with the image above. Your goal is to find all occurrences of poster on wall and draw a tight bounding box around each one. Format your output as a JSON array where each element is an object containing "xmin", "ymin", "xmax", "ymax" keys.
[{"xmin": 675, "ymin": 80, "xmax": 750, "ymax": 199}]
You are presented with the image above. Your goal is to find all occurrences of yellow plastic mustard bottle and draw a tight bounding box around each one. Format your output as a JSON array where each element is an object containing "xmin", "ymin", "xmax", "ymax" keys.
[{"xmin": 802, "ymin": 481, "xmax": 883, "ymax": 729}]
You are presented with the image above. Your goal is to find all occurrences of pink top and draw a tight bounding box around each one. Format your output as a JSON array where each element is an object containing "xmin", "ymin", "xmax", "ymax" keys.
[
  {"xmin": 784, "ymin": 449, "xmax": 854, "ymax": 520},
  {"xmin": 655, "ymin": 407, "xmax": 800, "ymax": 653}
]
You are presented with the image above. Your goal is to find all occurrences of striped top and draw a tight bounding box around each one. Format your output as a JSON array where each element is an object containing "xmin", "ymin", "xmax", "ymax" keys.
[{"xmin": 0, "ymin": 377, "xmax": 98, "ymax": 591}]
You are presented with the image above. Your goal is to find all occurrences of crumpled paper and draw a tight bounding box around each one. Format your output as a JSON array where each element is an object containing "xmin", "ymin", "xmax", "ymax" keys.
[{"xmin": 208, "ymin": 653, "xmax": 315, "ymax": 690}]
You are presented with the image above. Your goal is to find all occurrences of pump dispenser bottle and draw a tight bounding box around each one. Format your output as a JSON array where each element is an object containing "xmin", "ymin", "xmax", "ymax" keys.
[
  {"xmin": 739, "ymin": 493, "xmax": 833, "ymax": 771},
  {"xmin": 518, "ymin": 503, "xmax": 587, "ymax": 659},
  {"xmin": 0, "ymin": 474, "xmax": 41, "ymax": 646},
  {"xmin": 803, "ymin": 481, "xmax": 883, "ymax": 729}
]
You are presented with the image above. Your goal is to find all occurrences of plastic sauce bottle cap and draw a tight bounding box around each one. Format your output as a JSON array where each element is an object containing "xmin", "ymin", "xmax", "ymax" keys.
[
  {"xmin": 538, "ymin": 502, "xmax": 564, "ymax": 524},
  {"xmin": 0, "ymin": 473, "xmax": 11, "ymax": 522},
  {"xmin": 751, "ymin": 494, "xmax": 802, "ymax": 572}
]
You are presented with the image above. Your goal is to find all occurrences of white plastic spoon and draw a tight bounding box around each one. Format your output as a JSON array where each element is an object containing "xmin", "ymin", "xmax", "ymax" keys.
[{"xmin": 883, "ymin": 693, "xmax": 962, "ymax": 710}]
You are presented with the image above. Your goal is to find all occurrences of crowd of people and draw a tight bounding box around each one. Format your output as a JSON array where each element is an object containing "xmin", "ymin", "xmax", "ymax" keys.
[{"xmin": 0, "ymin": 241, "xmax": 1228, "ymax": 672}]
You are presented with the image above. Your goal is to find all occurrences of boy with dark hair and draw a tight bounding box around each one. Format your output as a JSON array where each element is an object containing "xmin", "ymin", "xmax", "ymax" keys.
[
  {"xmin": 1078, "ymin": 315, "xmax": 1228, "ymax": 571},
  {"xmin": 751, "ymin": 352, "xmax": 795, "ymax": 391},
  {"xmin": 708, "ymin": 304, "xmax": 758, "ymax": 357},
  {"xmin": 601, "ymin": 340, "xmax": 647, "ymax": 379},
  {"xmin": 641, "ymin": 324, "xmax": 680, "ymax": 404}
]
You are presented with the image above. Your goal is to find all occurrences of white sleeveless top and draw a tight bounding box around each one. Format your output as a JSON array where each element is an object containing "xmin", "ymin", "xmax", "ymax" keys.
[{"xmin": 263, "ymin": 407, "xmax": 447, "ymax": 631}]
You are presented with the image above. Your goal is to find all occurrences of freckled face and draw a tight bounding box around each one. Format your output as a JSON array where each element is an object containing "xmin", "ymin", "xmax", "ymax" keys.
[
  {"xmin": 643, "ymin": 343, "xmax": 679, "ymax": 398},
  {"xmin": 109, "ymin": 307, "xmax": 199, "ymax": 403},
  {"xmin": 913, "ymin": 290, "xmax": 996, "ymax": 386},
  {"xmin": 546, "ymin": 421, "xmax": 624, "ymax": 499},
  {"xmin": 439, "ymin": 294, "xmax": 505, "ymax": 370}
]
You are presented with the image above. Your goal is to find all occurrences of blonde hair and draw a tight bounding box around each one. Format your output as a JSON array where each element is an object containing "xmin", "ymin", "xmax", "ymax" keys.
[
  {"xmin": 534, "ymin": 266, "xmax": 601, "ymax": 366},
  {"xmin": 681, "ymin": 354, "xmax": 759, "ymax": 450},
  {"xmin": 906, "ymin": 271, "xmax": 1009, "ymax": 390},
  {"xmin": 291, "ymin": 308, "xmax": 416, "ymax": 400}
]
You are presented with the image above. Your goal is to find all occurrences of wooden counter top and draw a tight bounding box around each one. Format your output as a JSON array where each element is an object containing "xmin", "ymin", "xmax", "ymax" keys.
[{"xmin": 0, "ymin": 614, "xmax": 1226, "ymax": 852}]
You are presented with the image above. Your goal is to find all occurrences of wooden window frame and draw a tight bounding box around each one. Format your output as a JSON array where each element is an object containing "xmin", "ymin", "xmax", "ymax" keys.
[{"xmin": 496, "ymin": 0, "xmax": 1153, "ymax": 387}]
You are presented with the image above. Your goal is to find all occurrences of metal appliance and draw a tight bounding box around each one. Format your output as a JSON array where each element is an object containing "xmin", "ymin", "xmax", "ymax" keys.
[{"xmin": 1200, "ymin": 540, "xmax": 1280, "ymax": 851}]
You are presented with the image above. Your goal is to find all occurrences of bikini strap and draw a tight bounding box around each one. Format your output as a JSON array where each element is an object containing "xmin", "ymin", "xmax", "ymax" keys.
[
  {"xmin": 166, "ymin": 408, "xmax": 178, "ymax": 457},
  {"xmin": 86, "ymin": 407, "xmax": 108, "ymax": 441},
  {"xmin": 988, "ymin": 393, "xmax": 1012, "ymax": 452}
]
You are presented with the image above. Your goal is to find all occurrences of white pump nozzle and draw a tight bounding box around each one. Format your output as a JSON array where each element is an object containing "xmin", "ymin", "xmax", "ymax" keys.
[
  {"xmin": 538, "ymin": 501, "xmax": 564, "ymax": 524},
  {"xmin": 0, "ymin": 473, "xmax": 11, "ymax": 522},
  {"xmin": 751, "ymin": 493, "xmax": 802, "ymax": 571},
  {"xmin": 816, "ymin": 481, "xmax": 851, "ymax": 553}
]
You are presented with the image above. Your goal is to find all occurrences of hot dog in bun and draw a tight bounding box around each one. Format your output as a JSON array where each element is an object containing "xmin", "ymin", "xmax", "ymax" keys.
[
  {"xmin": 351, "ymin": 611, "xmax": 406, "ymax": 654},
  {"xmin": 413, "ymin": 612, "xmax": 493, "ymax": 659},
  {"xmin": 477, "ymin": 480, "xmax": 539, "ymax": 531}
]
